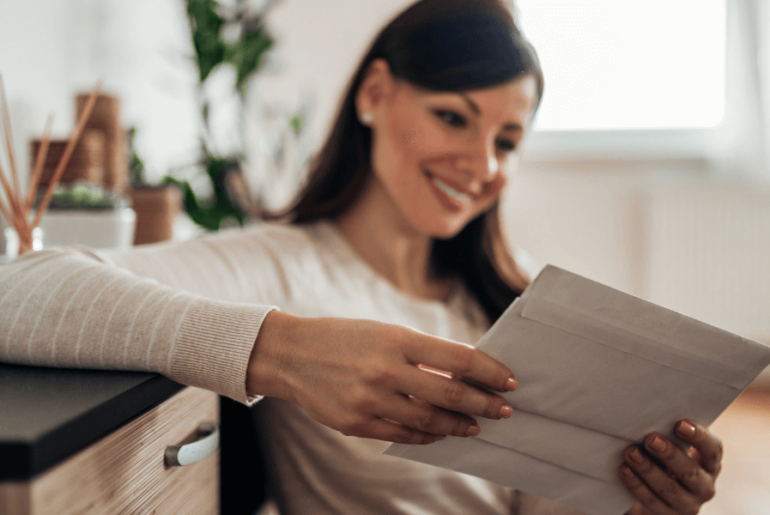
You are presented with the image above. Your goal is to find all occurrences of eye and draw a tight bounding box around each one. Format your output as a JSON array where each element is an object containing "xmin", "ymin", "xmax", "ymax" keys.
[
  {"xmin": 495, "ymin": 138, "xmax": 516, "ymax": 153},
  {"xmin": 435, "ymin": 110, "xmax": 467, "ymax": 128}
]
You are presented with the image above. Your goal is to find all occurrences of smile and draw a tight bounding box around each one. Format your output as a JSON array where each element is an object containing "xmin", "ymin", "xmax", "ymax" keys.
[{"xmin": 428, "ymin": 174, "xmax": 470, "ymax": 202}]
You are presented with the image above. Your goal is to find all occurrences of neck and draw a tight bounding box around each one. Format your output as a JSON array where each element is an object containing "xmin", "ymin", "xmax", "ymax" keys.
[{"xmin": 335, "ymin": 178, "xmax": 452, "ymax": 301}]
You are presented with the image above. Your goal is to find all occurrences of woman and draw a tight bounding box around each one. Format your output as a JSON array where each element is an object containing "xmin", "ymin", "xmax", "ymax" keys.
[{"xmin": 0, "ymin": 0, "xmax": 721, "ymax": 513}]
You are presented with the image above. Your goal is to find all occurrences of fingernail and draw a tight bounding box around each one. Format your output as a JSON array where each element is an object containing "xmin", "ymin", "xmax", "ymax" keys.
[
  {"xmin": 498, "ymin": 405, "xmax": 513, "ymax": 419},
  {"xmin": 505, "ymin": 377, "xmax": 518, "ymax": 391},
  {"xmin": 676, "ymin": 421, "xmax": 696, "ymax": 438},
  {"xmin": 649, "ymin": 435, "xmax": 666, "ymax": 452},
  {"xmin": 629, "ymin": 447, "xmax": 645, "ymax": 464},
  {"xmin": 465, "ymin": 425, "xmax": 481, "ymax": 437}
]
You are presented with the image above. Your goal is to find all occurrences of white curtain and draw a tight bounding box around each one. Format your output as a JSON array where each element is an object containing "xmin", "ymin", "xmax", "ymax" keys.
[{"xmin": 722, "ymin": 0, "xmax": 770, "ymax": 182}]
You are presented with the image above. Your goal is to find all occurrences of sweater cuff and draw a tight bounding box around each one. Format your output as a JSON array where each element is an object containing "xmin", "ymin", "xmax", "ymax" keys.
[{"xmin": 170, "ymin": 298, "xmax": 277, "ymax": 405}]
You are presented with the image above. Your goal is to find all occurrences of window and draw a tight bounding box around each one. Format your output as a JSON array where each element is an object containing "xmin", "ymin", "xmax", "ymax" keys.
[{"xmin": 515, "ymin": 0, "xmax": 727, "ymax": 157}]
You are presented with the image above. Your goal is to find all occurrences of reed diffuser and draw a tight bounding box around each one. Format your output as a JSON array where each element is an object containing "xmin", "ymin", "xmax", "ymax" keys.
[{"xmin": 0, "ymin": 76, "xmax": 100, "ymax": 257}]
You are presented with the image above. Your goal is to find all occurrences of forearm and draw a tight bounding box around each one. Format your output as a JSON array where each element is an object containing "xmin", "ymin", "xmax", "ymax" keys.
[{"xmin": 1, "ymin": 246, "xmax": 274, "ymax": 403}]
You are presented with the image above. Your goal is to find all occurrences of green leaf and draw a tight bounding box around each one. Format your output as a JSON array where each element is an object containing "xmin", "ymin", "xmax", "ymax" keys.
[
  {"xmin": 128, "ymin": 127, "xmax": 146, "ymax": 185},
  {"xmin": 289, "ymin": 113, "xmax": 303, "ymax": 134},
  {"xmin": 186, "ymin": 0, "xmax": 227, "ymax": 82},
  {"xmin": 222, "ymin": 25, "xmax": 273, "ymax": 92},
  {"xmin": 161, "ymin": 154, "xmax": 244, "ymax": 232}
]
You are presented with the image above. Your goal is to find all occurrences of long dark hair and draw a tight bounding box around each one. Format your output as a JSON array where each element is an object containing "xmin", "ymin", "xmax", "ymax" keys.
[{"xmin": 273, "ymin": 0, "xmax": 543, "ymax": 322}]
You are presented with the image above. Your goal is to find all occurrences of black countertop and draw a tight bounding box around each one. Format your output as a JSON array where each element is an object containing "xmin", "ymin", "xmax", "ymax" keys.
[{"xmin": 0, "ymin": 363, "xmax": 184, "ymax": 481}]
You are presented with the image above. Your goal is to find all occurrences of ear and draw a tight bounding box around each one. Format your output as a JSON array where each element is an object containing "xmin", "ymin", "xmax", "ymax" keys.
[{"xmin": 355, "ymin": 59, "xmax": 395, "ymax": 125}]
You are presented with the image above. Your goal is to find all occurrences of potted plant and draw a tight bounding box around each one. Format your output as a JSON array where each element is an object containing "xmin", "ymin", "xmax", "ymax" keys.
[
  {"xmin": 160, "ymin": 0, "xmax": 276, "ymax": 232},
  {"xmin": 36, "ymin": 182, "xmax": 137, "ymax": 250},
  {"xmin": 128, "ymin": 127, "xmax": 183, "ymax": 245}
]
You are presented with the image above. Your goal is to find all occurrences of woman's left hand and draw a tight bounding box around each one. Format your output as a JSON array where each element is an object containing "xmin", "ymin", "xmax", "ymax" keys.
[{"xmin": 619, "ymin": 420, "xmax": 722, "ymax": 515}]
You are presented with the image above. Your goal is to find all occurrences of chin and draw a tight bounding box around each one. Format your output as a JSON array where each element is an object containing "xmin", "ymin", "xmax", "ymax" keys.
[{"xmin": 414, "ymin": 216, "xmax": 469, "ymax": 240}]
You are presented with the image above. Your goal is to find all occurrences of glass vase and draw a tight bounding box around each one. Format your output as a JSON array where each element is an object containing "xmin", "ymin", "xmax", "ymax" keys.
[{"xmin": 4, "ymin": 227, "xmax": 44, "ymax": 259}]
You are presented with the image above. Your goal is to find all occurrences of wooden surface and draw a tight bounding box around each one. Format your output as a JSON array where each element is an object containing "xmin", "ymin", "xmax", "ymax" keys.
[
  {"xmin": 701, "ymin": 388, "xmax": 770, "ymax": 515},
  {"xmin": 0, "ymin": 364, "xmax": 184, "ymax": 481},
  {"xmin": 0, "ymin": 387, "xmax": 219, "ymax": 515}
]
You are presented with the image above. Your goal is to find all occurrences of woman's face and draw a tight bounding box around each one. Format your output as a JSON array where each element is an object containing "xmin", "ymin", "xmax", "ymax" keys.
[{"xmin": 357, "ymin": 60, "xmax": 539, "ymax": 239}]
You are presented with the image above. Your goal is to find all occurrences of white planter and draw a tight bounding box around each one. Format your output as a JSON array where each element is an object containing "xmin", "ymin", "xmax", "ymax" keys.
[{"xmin": 38, "ymin": 208, "xmax": 136, "ymax": 250}]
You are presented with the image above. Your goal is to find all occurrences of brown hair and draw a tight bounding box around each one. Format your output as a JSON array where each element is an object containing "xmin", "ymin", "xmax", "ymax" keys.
[{"xmin": 273, "ymin": 0, "xmax": 543, "ymax": 322}]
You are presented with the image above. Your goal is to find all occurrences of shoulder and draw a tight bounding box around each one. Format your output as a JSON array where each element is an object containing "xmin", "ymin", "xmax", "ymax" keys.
[
  {"xmin": 144, "ymin": 220, "xmax": 327, "ymax": 260},
  {"xmin": 233, "ymin": 220, "xmax": 335, "ymax": 259},
  {"xmin": 103, "ymin": 220, "xmax": 331, "ymax": 285}
]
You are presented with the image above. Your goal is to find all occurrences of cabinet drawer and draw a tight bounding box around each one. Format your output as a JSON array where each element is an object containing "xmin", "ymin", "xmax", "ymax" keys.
[{"xmin": 1, "ymin": 387, "xmax": 219, "ymax": 515}]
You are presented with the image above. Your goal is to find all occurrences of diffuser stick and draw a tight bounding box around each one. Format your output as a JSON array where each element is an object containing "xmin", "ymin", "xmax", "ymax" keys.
[
  {"xmin": 0, "ymin": 74, "xmax": 22, "ymax": 201},
  {"xmin": 0, "ymin": 192, "xmax": 12, "ymax": 227},
  {"xmin": 26, "ymin": 112, "xmax": 55, "ymax": 212},
  {"xmin": 0, "ymin": 158, "xmax": 21, "ymax": 219},
  {"xmin": 32, "ymin": 82, "xmax": 101, "ymax": 229}
]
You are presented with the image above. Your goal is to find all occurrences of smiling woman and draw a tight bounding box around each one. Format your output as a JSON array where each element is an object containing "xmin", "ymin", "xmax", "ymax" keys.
[{"xmin": 0, "ymin": 1, "xmax": 723, "ymax": 514}]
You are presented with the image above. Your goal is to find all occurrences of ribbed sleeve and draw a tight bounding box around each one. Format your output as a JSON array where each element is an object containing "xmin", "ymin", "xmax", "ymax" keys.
[
  {"xmin": 173, "ymin": 299, "xmax": 271, "ymax": 404},
  {"xmin": 0, "ymin": 241, "xmax": 276, "ymax": 404}
]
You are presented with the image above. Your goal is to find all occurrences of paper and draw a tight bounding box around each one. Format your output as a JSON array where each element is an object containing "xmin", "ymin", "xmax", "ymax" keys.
[{"xmin": 385, "ymin": 265, "xmax": 770, "ymax": 515}]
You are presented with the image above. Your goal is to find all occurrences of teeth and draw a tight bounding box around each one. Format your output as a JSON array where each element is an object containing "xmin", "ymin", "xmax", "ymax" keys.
[{"xmin": 430, "ymin": 175, "xmax": 470, "ymax": 202}]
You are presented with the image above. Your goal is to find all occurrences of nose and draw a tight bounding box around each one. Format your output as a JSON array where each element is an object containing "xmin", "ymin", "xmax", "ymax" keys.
[{"xmin": 457, "ymin": 135, "xmax": 500, "ymax": 188}]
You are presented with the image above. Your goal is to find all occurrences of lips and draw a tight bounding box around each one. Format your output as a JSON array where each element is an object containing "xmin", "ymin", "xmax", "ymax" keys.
[
  {"xmin": 430, "ymin": 175, "xmax": 470, "ymax": 202},
  {"xmin": 424, "ymin": 170, "xmax": 473, "ymax": 206}
]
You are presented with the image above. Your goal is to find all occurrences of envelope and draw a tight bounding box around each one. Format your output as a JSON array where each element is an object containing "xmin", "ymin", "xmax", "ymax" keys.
[{"xmin": 385, "ymin": 265, "xmax": 770, "ymax": 515}]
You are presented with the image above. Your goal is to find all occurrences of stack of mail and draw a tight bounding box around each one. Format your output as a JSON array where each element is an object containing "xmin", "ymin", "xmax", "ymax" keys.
[{"xmin": 386, "ymin": 265, "xmax": 770, "ymax": 515}]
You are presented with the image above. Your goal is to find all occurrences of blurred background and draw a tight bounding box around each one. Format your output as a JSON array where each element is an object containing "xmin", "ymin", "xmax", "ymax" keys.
[
  {"xmin": 1, "ymin": 1, "xmax": 769, "ymax": 513},
  {"xmin": 2, "ymin": 0, "xmax": 768, "ymax": 347}
]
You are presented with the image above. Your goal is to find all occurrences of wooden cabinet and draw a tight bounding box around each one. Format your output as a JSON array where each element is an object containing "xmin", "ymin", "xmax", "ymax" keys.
[{"xmin": 0, "ymin": 366, "xmax": 220, "ymax": 515}]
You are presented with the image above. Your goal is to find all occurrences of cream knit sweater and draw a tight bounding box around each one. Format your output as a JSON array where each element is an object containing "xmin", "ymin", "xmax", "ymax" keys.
[{"xmin": 0, "ymin": 220, "xmax": 581, "ymax": 515}]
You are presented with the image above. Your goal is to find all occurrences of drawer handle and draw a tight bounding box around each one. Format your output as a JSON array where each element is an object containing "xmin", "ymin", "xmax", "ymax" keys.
[{"xmin": 165, "ymin": 421, "xmax": 219, "ymax": 467}]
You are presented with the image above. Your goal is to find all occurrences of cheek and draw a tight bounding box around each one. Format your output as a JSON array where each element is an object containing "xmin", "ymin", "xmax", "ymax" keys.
[
  {"xmin": 405, "ymin": 119, "xmax": 452, "ymax": 159},
  {"xmin": 385, "ymin": 109, "xmax": 447, "ymax": 164},
  {"xmin": 374, "ymin": 119, "xmax": 431, "ymax": 187}
]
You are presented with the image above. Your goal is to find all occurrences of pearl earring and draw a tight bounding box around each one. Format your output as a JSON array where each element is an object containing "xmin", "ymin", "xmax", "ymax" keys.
[{"xmin": 360, "ymin": 111, "xmax": 374, "ymax": 125}]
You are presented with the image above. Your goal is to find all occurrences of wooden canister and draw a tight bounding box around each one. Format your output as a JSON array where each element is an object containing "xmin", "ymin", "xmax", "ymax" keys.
[
  {"xmin": 130, "ymin": 186, "xmax": 182, "ymax": 245},
  {"xmin": 31, "ymin": 129, "xmax": 105, "ymax": 189},
  {"xmin": 75, "ymin": 93, "xmax": 128, "ymax": 193}
]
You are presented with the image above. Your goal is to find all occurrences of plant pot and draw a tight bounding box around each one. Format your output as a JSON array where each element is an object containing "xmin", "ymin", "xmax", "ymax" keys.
[
  {"xmin": 38, "ymin": 208, "xmax": 136, "ymax": 250},
  {"xmin": 130, "ymin": 186, "xmax": 182, "ymax": 245}
]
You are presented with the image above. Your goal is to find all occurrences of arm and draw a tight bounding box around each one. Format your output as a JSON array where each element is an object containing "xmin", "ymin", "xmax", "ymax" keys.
[
  {"xmin": 1, "ymin": 236, "xmax": 517, "ymax": 442},
  {"xmin": 0, "ymin": 244, "xmax": 269, "ymax": 403}
]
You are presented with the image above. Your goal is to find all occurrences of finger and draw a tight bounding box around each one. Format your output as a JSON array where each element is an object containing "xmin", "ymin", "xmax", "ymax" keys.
[
  {"xmin": 619, "ymin": 465, "xmax": 678, "ymax": 515},
  {"xmin": 402, "ymin": 334, "xmax": 517, "ymax": 392},
  {"xmin": 397, "ymin": 364, "xmax": 512, "ymax": 420},
  {"xmin": 378, "ymin": 395, "xmax": 479, "ymax": 437},
  {"xmin": 624, "ymin": 446, "xmax": 701, "ymax": 514},
  {"xmin": 643, "ymin": 433, "xmax": 716, "ymax": 501},
  {"xmin": 675, "ymin": 420, "xmax": 723, "ymax": 477},
  {"xmin": 360, "ymin": 418, "xmax": 447, "ymax": 445},
  {"xmin": 626, "ymin": 501, "xmax": 650, "ymax": 515}
]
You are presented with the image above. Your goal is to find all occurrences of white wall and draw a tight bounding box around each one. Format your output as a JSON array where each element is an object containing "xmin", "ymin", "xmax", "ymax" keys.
[
  {"xmin": 255, "ymin": 0, "xmax": 412, "ymax": 142},
  {"xmin": 0, "ymin": 0, "xmax": 411, "ymax": 189},
  {"xmin": 0, "ymin": 0, "xmax": 199, "ymax": 186},
  {"xmin": 0, "ymin": 0, "xmax": 75, "ymax": 179},
  {"xmin": 503, "ymin": 159, "xmax": 770, "ymax": 344}
]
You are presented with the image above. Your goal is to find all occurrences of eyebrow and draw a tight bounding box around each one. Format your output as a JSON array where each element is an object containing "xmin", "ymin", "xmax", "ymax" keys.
[{"xmin": 459, "ymin": 93, "xmax": 524, "ymax": 132}]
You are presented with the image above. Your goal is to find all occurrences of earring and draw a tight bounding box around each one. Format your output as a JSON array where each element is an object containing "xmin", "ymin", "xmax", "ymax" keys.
[{"xmin": 360, "ymin": 111, "xmax": 374, "ymax": 125}]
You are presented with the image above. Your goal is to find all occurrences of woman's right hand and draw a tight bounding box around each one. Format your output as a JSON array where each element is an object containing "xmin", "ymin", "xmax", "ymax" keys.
[{"xmin": 247, "ymin": 311, "xmax": 517, "ymax": 444}]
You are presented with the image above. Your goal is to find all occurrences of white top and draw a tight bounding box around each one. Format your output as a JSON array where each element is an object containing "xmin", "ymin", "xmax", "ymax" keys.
[{"xmin": 0, "ymin": 220, "xmax": 581, "ymax": 515}]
